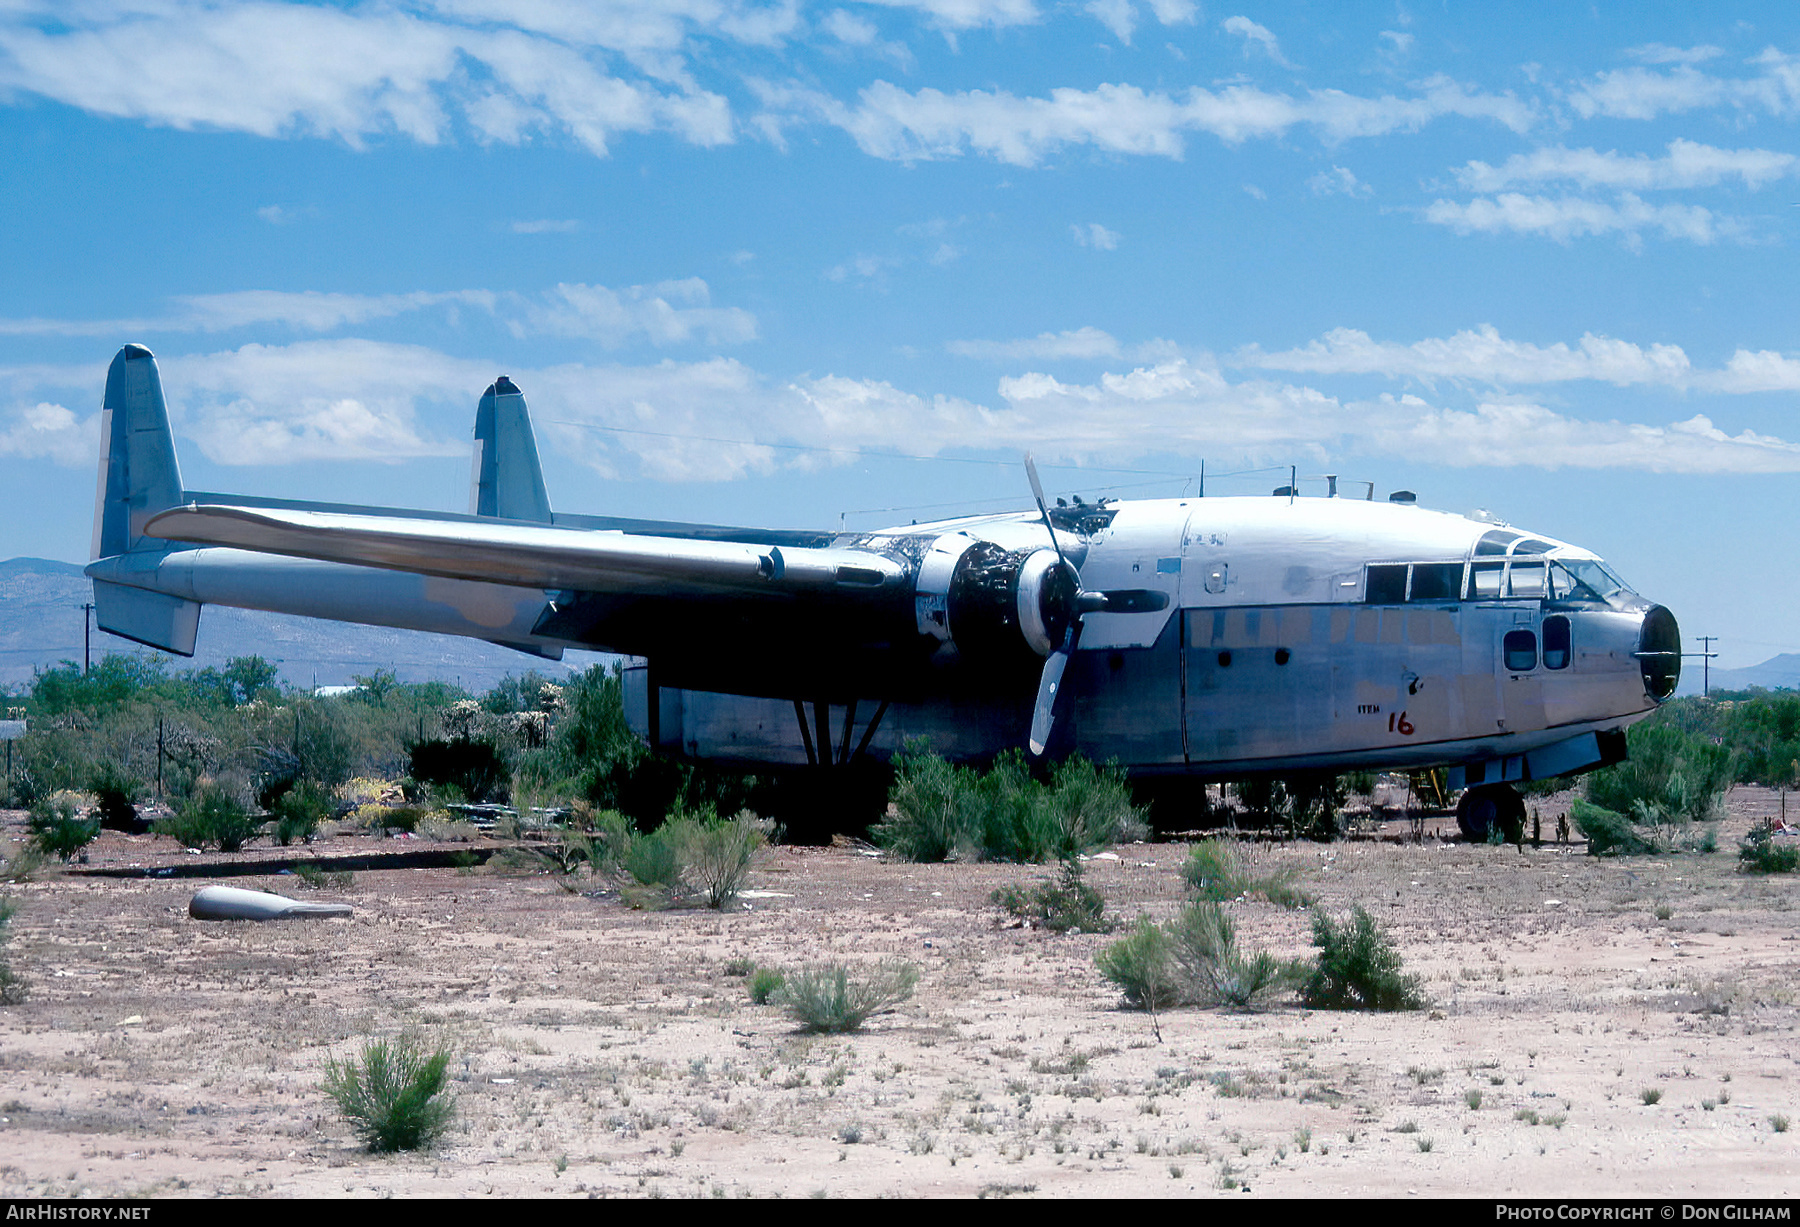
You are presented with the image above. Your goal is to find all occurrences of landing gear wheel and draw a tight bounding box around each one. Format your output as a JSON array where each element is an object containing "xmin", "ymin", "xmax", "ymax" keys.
[{"xmin": 1457, "ymin": 783, "xmax": 1526, "ymax": 843}]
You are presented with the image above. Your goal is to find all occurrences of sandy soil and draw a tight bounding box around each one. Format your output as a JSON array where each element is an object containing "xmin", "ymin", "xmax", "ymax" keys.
[{"xmin": 0, "ymin": 791, "xmax": 1796, "ymax": 1199}]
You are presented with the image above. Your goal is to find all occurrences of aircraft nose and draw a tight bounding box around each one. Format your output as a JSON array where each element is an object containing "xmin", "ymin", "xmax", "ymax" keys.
[{"xmin": 1637, "ymin": 604, "xmax": 1681, "ymax": 701}]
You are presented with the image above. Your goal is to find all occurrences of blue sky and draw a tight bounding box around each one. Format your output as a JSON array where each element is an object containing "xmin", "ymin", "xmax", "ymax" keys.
[{"xmin": 2, "ymin": 2, "xmax": 1798, "ymax": 670}]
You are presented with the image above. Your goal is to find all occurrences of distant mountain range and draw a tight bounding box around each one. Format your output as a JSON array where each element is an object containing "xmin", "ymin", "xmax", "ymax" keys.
[
  {"xmin": 1679, "ymin": 653, "xmax": 1800, "ymax": 697},
  {"xmin": 0, "ymin": 557, "xmax": 607, "ymax": 693}
]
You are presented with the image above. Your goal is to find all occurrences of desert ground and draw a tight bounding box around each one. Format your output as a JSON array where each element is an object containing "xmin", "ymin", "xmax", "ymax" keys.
[{"xmin": 0, "ymin": 791, "xmax": 1795, "ymax": 1200}]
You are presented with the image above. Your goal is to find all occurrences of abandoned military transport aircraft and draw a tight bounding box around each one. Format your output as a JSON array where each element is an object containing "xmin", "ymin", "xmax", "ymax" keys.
[{"xmin": 85, "ymin": 344, "xmax": 1679, "ymax": 838}]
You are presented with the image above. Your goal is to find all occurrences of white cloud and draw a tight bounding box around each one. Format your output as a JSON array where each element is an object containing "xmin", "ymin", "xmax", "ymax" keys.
[
  {"xmin": 1235, "ymin": 324, "xmax": 1800, "ymax": 401},
  {"xmin": 510, "ymin": 280, "xmax": 758, "ymax": 346},
  {"xmin": 947, "ymin": 327, "xmax": 1121, "ymax": 361},
  {"xmin": 1378, "ymin": 30, "xmax": 1413, "ymax": 61},
  {"xmin": 0, "ymin": 280, "xmax": 755, "ymax": 347},
  {"xmin": 1144, "ymin": 0, "xmax": 1196, "ymax": 25},
  {"xmin": 1567, "ymin": 49, "xmax": 1800, "ymax": 121},
  {"xmin": 1455, "ymin": 139, "xmax": 1798, "ymax": 193},
  {"xmin": 993, "ymin": 361, "xmax": 1800, "ymax": 474},
  {"xmin": 511, "ymin": 218, "xmax": 582, "ymax": 233},
  {"xmin": 824, "ymin": 253, "xmax": 904, "ymax": 281},
  {"xmin": 1071, "ymin": 222, "xmax": 1120, "ymax": 249},
  {"xmin": 1235, "ymin": 325, "xmax": 1695, "ymax": 388},
  {"xmin": 856, "ymin": 0, "xmax": 1040, "ymax": 32},
  {"xmin": 1422, "ymin": 192, "xmax": 1719, "ymax": 246},
  {"xmin": 256, "ymin": 204, "xmax": 316, "ymax": 225},
  {"xmin": 0, "ymin": 402, "xmax": 97, "ymax": 467},
  {"xmin": 14, "ymin": 334, "xmax": 1800, "ymax": 479},
  {"xmin": 0, "ymin": 2, "xmax": 734, "ymax": 157},
  {"xmin": 823, "ymin": 8, "xmax": 880, "ymax": 44},
  {"xmin": 776, "ymin": 74, "xmax": 1533, "ymax": 166},
  {"xmin": 1085, "ymin": 0, "xmax": 1135, "ymax": 43},
  {"xmin": 1221, "ymin": 16, "xmax": 1294, "ymax": 69},
  {"xmin": 1626, "ymin": 44, "xmax": 1724, "ymax": 66},
  {"xmin": 164, "ymin": 339, "xmax": 481, "ymax": 465},
  {"xmin": 1308, "ymin": 165, "xmax": 1370, "ymax": 197}
]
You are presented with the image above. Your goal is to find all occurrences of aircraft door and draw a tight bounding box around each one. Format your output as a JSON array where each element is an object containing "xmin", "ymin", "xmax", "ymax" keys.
[{"xmin": 1496, "ymin": 614, "xmax": 1547, "ymax": 732}]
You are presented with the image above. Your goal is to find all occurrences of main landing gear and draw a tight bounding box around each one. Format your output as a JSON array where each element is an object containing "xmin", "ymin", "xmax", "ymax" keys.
[{"xmin": 1457, "ymin": 783, "xmax": 1526, "ymax": 843}]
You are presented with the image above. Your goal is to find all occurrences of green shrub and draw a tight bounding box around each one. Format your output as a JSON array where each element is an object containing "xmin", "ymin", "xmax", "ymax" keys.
[
  {"xmin": 1585, "ymin": 723, "xmax": 1732, "ymax": 826},
  {"xmin": 991, "ymin": 856, "xmax": 1112, "ymax": 934},
  {"xmin": 677, "ymin": 811, "xmax": 764, "ymax": 909},
  {"xmin": 86, "ymin": 761, "xmax": 141, "ymax": 830},
  {"xmin": 0, "ymin": 896, "xmax": 22, "ymax": 1004},
  {"xmin": 1301, "ymin": 906, "xmax": 1424, "ymax": 1011},
  {"xmin": 1095, "ymin": 917, "xmax": 1182, "ymax": 1011},
  {"xmin": 156, "ymin": 784, "xmax": 259, "ymax": 852},
  {"xmin": 322, "ymin": 1033, "xmax": 456, "ymax": 1153},
  {"xmin": 1166, "ymin": 902, "xmax": 1303, "ymax": 1011},
  {"xmin": 1739, "ymin": 821, "xmax": 1800, "ymax": 874},
  {"xmin": 621, "ymin": 821, "xmax": 685, "ymax": 902},
  {"xmin": 777, "ymin": 961, "xmax": 919, "ymax": 1033},
  {"xmin": 1570, "ymin": 798, "xmax": 1657, "ymax": 856},
  {"xmin": 28, "ymin": 796, "xmax": 99, "ymax": 861},
  {"xmin": 876, "ymin": 746, "xmax": 984, "ymax": 862},
  {"xmin": 876, "ymin": 747, "xmax": 1146, "ymax": 863},
  {"xmin": 1179, "ymin": 840, "xmax": 1311, "ymax": 908},
  {"xmin": 748, "ymin": 966, "xmax": 785, "ymax": 1004},
  {"xmin": 270, "ymin": 779, "xmax": 331, "ymax": 846}
]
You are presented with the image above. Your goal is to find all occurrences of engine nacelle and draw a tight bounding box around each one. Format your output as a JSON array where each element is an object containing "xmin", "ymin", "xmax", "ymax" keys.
[{"xmin": 914, "ymin": 533, "xmax": 1076, "ymax": 664}]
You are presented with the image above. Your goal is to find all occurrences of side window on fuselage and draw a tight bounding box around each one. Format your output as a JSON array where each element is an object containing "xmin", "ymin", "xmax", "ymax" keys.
[
  {"xmin": 1543, "ymin": 615, "xmax": 1570, "ymax": 669},
  {"xmin": 1366, "ymin": 564, "xmax": 1407, "ymax": 604},
  {"xmin": 1409, "ymin": 563, "xmax": 1462, "ymax": 601},
  {"xmin": 1504, "ymin": 629, "xmax": 1538, "ymax": 672}
]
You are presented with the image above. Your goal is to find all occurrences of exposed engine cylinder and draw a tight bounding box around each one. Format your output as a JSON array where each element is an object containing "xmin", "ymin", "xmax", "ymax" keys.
[{"xmin": 913, "ymin": 534, "xmax": 1076, "ymax": 664}]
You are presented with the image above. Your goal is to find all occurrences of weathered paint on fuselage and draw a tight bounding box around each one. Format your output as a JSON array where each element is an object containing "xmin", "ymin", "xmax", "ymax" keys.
[{"xmin": 631, "ymin": 495, "xmax": 1665, "ymax": 782}]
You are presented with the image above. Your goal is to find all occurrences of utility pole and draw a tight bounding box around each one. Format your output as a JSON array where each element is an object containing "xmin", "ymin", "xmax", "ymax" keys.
[
  {"xmin": 80, "ymin": 602, "xmax": 94, "ymax": 674},
  {"xmin": 1694, "ymin": 636, "xmax": 1719, "ymax": 697}
]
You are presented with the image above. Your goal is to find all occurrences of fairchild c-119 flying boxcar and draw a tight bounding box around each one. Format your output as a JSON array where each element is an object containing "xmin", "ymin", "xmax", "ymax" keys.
[{"xmin": 85, "ymin": 344, "xmax": 1679, "ymax": 838}]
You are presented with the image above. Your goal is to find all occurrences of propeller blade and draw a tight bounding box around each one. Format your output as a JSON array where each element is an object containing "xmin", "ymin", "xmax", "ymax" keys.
[
  {"xmin": 1028, "ymin": 649, "xmax": 1069, "ymax": 757},
  {"xmin": 1028, "ymin": 621, "xmax": 1081, "ymax": 756},
  {"xmin": 1023, "ymin": 452, "xmax": 1069, "ymax": 571}
]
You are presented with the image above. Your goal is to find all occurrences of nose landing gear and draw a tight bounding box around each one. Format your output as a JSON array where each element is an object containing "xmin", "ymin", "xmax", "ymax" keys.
[{"xmin": 1457, "ymin": 783, "xmax": 1526, "ymax": 843}]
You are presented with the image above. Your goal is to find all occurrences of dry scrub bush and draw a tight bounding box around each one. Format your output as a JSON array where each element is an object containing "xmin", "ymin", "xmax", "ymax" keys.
[
  {"xmin": 1301, "ymin": 906, "xmax": 1424, "ymax": 1011},
  {"xmin": 323, "ymin": 1033, "xmax": 456, "ymax": 1153},
  {"xmin": 778, "ymin": 961, "xmax": 919, "ymax": 1033},
  {"xmin": 28, "ymin": 795, "xmax": 98, "ymax": 861},
  {"xmin": 991, "ymin": 857, "xmax": 1113, "ymax": 933},
  {"xmin": 1181, "ymin": 840, "xmax": 1311, "ymax": 908}
]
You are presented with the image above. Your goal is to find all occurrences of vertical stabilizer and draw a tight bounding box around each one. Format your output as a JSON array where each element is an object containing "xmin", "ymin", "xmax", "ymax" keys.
[
  {"xmin": 92, "ymin": 344, "xmax": 184, "ymax": 559},
  {"xmin": 470, "ymin": 375, "xmax": 553, "ymax": 523}
]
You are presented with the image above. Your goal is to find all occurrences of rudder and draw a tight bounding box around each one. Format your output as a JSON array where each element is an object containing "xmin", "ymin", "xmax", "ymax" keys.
[
  {"xmin": 91, "ymin": 343, "xmax": 184, "ymax": 559},
  {"xmin": 469, "ymin": 375, "xmax": 553, "ymax": 523}
]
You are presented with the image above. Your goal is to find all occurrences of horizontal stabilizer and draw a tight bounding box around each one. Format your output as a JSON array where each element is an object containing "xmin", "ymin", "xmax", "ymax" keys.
[
  {"xmin": 145, "ymin": 503, "xmax": 907, "ymax": 597},
  {"xmin": 92, "ymin": 578, "xmax": 201, "ymax": 655}
]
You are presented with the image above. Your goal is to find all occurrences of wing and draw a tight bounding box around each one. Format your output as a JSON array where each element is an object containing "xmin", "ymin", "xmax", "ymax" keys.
[{"xmin": 143, "ymin": 502, "xmax": 907, "ymax": 598}]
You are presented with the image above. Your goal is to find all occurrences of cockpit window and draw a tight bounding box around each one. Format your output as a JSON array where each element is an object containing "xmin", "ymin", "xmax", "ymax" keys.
[
  {"xmin": 1466, "ymin": 561, "xmax": 1504, "ymax": 599},
  {"xmin": 1505, "ymin": 561, "xmax": 1548, "ymax": 599},
  {"xmin": 1511, "ymin": 538, "xmax": 1555, "ymax": 555},
  {"xmin": 1475, "ymin": 530, "xmax": 1520, "ymax": 556},
  {"xmin": 1556, "ymin": 559, "xmax": 1634, "ymax": 603}
]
